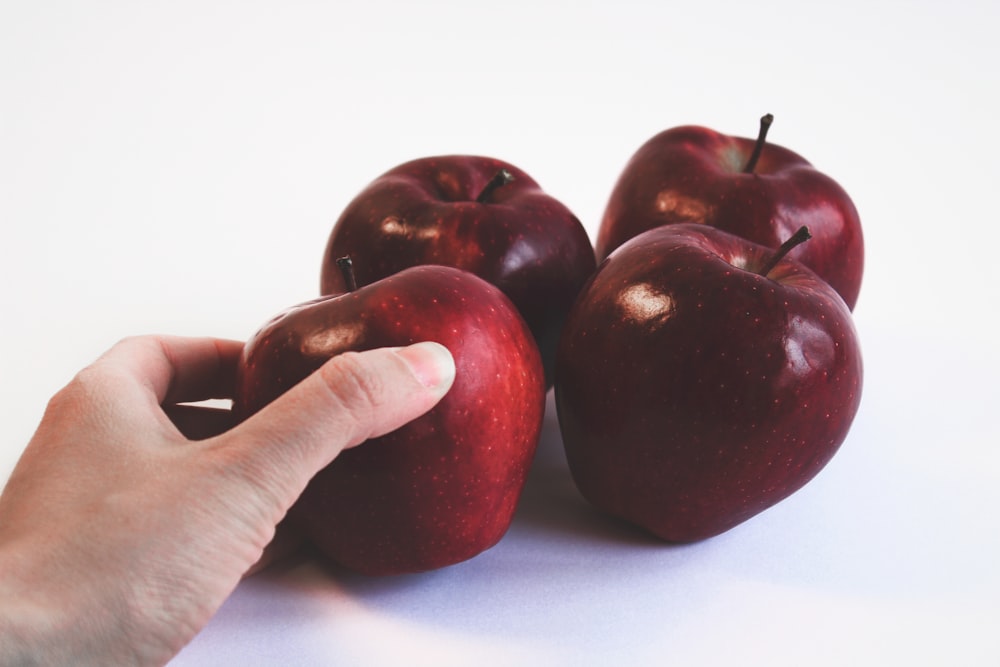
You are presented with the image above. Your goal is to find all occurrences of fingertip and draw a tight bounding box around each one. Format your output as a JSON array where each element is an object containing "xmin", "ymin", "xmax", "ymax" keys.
[
  {"xmin": 215, "ymin": 343, "xmax": 457, "ymax": 504},
  {"xmin": 393, "ymin": 341, "xmax": 456, "ymax": 394}
]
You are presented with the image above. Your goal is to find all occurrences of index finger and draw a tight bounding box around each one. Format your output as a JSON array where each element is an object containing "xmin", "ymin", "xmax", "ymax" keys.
[{"xmin": 101, "ymin": 335, "xmax": 245, "ymax": 405}]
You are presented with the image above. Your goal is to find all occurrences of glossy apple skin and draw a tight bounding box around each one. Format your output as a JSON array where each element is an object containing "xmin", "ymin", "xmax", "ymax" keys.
[
  {"xmin": 320, "ymin": 155, "xmax": 596, "ymax": 386},
  {"xmin": 555, "ymin": 224, "xmax": 863, "ymax": 542},
  {"xmin": 235, "ymin": 265, "xmax": 546, "ymax": 575},
  {"xmin": 596, "ymin": 124, "xmax": 864, "ymax": 310}
]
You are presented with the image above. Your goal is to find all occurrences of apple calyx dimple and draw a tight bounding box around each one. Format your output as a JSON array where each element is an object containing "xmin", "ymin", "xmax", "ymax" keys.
[
  {"xmin": 336, "ymin": 256, "xmax": 358, "ymax": 292},
  {"xmin": 475, "ymin": 169, "xmax": 515, "ymax": 204},
  {"xmin": 742, "ymin": 113, "xmax": 774, "ymax": 174},
  {"xmin": 757, "ymin": 225, "xmax": 811, "ymax": 277}
]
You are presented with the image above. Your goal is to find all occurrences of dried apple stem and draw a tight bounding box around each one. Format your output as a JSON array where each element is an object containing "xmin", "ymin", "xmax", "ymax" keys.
[
  {"xmin": 336, "ymin": 256, "xmax": 358, "ymax": 292},
  {"xmin": 475, "ymin": 168, "xmax": 515, "ymax": 203},
  {"xmin": 743, "ymin": 113, "xmax": 774, "ymax": 174},
  {"xmin": 758, "ymin": 226, "xmax": 811, "ymax": 277}
]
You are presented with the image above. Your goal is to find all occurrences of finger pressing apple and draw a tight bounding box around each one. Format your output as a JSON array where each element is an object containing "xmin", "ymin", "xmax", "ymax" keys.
[{"xmin": 235, "ymin": 264, "xmax": 546, "ymax": 575}]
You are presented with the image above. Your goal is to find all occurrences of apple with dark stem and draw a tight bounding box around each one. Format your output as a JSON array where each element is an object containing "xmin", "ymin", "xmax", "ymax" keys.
[
  {"xmin": 320, "ymin": 155, "xmax": 596, "ymax": 386},
  {"xmin": 555, "ymin": 223, "xmax": 863, "ymax": 541},
  {"xmin": 596, "ymin": 114, "xmax": 864, "ymax": 310},
  {"xmin": 235, "ymin": 262, "xmax": 546, "ymax": 575}
]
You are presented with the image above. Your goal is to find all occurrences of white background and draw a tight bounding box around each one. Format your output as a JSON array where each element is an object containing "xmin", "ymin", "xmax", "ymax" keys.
[{"xmin": 2, "ymin": 1, "xmax": 998, "ymax": 665}]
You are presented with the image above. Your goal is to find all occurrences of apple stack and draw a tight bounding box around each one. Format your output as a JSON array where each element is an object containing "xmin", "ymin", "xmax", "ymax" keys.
[
  {"xmin": 234, "ymin": 156, "xmax": 596, "ymax": 575},
  {"xmin": 233, "ymin": 115, "xmax": 865, "ymax": 575},
  {"xmin": 555, "ymin": 115, "xmax": 864, "ymax": 542}
]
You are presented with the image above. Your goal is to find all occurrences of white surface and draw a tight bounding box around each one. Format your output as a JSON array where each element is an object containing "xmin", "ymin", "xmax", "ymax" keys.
[{"xmin": 2, "ymin": 1, "xmax": 998, "ymax": 665}]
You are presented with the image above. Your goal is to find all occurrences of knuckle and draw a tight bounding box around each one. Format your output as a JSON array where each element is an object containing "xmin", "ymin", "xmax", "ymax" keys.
[
  {"xmin": 317, "ymin": 351, "xmax": 386, "ymax": 442},
  {"xmin": 41, "ymin": 364, "xmax": 116, "ymax": 434},
  {"xmin": 109, "ymin": 334, "xmax": 154, "ymax": 357},
  {"xmin": 61, "ymin": 361, "xmax": 112, "ymax": 406}
]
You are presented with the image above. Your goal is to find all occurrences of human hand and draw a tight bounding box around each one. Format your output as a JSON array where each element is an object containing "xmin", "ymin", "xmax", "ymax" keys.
[{"xmin": 0, "ymin": 335, "xmax": 455, "ymax": 666}]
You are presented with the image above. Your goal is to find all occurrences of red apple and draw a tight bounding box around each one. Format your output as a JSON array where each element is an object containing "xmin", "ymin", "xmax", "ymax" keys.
[
  {"xmin": 555, "ymin": 223, "xmax": 863, "ymax": 541},
  {"xmin": 596, "ymin": 115, "xmax": 864, "ymax": 310},
  {"xmin": 235, "ymin": 263, "xmax": 546, "ymax": 575},
  {"xmin": 320, "ymin": 155, "xmax": 596, "ymax": 386}
]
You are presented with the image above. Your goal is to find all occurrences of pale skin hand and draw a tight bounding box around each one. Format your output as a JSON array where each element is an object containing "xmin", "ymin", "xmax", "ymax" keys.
[{"xmin": 0, "ymin": 335, "xmax": 455, "ymax": 666}]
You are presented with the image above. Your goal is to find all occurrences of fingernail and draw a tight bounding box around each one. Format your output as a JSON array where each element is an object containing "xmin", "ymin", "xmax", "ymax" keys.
[{"xmin": 395, "ymin": 341, "xmax": 456, "ymax": 390}]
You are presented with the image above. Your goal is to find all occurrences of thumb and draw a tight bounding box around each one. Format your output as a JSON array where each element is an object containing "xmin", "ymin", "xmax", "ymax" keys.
[{"xmin": 213, "ymin": 341, "xmax": 455, "ymax": 510}]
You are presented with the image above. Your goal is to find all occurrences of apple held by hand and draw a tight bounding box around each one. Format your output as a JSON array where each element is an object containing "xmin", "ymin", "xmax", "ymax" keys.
[
  {"xmin": 320, "ymin": 155, "xmax": 596, "ymax": 386},
  {"xmin": 596, "ymin": 115, "xmax": 864, "ymax": 310},
  {"xmin": 555, "ymin": 223, "xmax": 863, "ymax": 542},
  {"xmin": 235, "ymin": 263, "xmax": 546, "ymax": 575}
]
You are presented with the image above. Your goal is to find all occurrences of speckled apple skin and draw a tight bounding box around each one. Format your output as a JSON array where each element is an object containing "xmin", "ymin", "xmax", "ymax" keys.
[
  {"xmin": 320, "ymin": 155, "xmax": 596, "ymax": 386},
  {"xmin": 555, "ymin": 224, "xmax": 863, "ymax": 542},
  {"xmin": 235, "ymin": 265, "xmax": 546, "ymax": 575},
  {"xmin": 597, "ymin": 124, "xmax": 864, "ymax": 310}
]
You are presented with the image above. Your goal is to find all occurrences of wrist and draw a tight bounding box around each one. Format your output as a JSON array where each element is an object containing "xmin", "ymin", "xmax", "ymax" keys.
[
  {"xmin": 0, "ymin": 538, "xmax": 166, "ymax": 667},
  {"xmin": 0, "ymin": 599, "xmax": 46, "ymax": 666},
  {"xmin": 0, "ymin": 542, "xmax": 89, "ymax": 666}
]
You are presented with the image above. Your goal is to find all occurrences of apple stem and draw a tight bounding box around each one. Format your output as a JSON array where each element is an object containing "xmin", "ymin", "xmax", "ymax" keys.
[
  {"xmin": 742, "ymin": 113, "xmax": 774, "ymax": 174},
  {"xmin": 757, "ymin": 226, "xmax": 811, "ymax": 277},
  {"xmin": 336, "ymin": 256, "xmax": 358, "ymax": 292},
  {"xmin": 475, "ymin": 168, "xmax": 515, "ymax": 203}
]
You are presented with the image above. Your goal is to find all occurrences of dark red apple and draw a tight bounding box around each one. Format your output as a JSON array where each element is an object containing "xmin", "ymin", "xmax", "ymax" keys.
[
  {"xmin": 596, "ymin": 115, "xmax": 864, "ymax": 310},
  {"xmin": 555, "ymin": 223, "xmax": 863, "ymax": 542},
  {"xmin": 320, "ymin": 155, "xmax": 596, "ymax": 385},
  {"xmin": 235, "ymin": 263, "xmax": 546, "ymax": 575}
]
